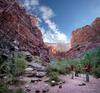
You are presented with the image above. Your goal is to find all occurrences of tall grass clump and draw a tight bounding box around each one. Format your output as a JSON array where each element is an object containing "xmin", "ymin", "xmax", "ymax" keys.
[{"xmin": 0, "ymin": 52, "xmax": 27, "ymax": 93}]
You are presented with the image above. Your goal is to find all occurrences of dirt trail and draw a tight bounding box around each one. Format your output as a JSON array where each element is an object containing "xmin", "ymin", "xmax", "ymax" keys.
[{"xmin": 23, "ymin": 75, "xmax": 100, "ymax": 93}]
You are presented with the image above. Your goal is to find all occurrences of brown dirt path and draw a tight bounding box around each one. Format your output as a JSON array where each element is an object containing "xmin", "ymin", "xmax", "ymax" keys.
[{"xmin": 22, "ymin": 75, "xmax": 100, "ymax": 93}]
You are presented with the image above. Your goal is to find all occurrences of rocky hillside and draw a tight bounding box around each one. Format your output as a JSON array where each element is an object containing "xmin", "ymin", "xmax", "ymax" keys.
[
  {"xmin": 0, "ymin": 0, "xmax": 49, "ymax": 62},
  {"xmin": 66, "ymin": 18, "xmax": 100, "ymax": 59}
]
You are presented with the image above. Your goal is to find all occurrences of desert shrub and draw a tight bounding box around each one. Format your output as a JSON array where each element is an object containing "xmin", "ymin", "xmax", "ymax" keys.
[
  {"xmin": 0, "ymin": 52, "xmax": 27, "ymax": 89},
  {"xmin": 80, "ymin": 48, "xmax": 100, "ymax": 77},
  {"xmin": 48, "ymin": 71, "xmax": 60, "ymax": 82},
  {"xmin": 11, "ymin": 52, "xmax": 27, "ymax": 76},
  {"xmin": 0, "ymin": 52, "xmax": 27, "ymax": 93},
  {"xmin": 47, "ymin": 59, "xmax": 80, "ymax": 75},
  {"xmin": 92, "ymin": 66, "xmax": 100, "ymax": 78},
  {"xmin": 47, "ymin": 62, "xmax": 66, "ymax": 75},
  {"xmin": 81, "ymin": 48, "xmax": 100, "ymax": 65}
]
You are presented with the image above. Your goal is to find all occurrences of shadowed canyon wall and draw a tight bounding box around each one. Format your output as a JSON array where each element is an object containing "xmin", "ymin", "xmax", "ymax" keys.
[{"xmin": 0, "ymin": 0, "xmax": 49, "ymax": 62}]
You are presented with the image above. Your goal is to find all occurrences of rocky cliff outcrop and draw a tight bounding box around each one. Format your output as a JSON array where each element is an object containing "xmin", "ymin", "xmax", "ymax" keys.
[
  {"xmin": 66, "ymin": 18, "xmax": 100, "ymax": 59},
  {"xmin": 66, "ymin": 42, "xmax": 100, "ymax": 59},
  {"xmin": 0, "ymin": 0, "xmax": 49, "ymax": 62},
  {"xmin": 71, "ymin": 18, "xmax": 100, "ymax": 47}
]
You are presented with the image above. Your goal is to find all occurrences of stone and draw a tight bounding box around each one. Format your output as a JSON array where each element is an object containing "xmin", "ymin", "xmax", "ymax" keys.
[
  {"xmin": 25, "ymin": 68, "xmax": 33, "ymax": 73},
  {"xmin": 31, "ymin": 78, "xmax": 42, "ymax": 83},
  {"xmin": 25, "ymin": 85, "xmax": 31, "ymax": 92},
  {"xmin": 51, "ymin": 81, "xmax": 56, "ymax": 86},
  {"xmin": 26, "ymin": 72, "xmax": 37, "ymax": 77},
  {"xmin": 36, "ymin": 72, "xmax": 46, "ymax": 78},
  {"xmin": 57, "ymin": 80, "xmax": 66, "ymax": 85},
  {"xmin": 25, "ymin": 68, "xmax": 37, "ymax": 77},
  {"xmin": 59, "ymin": 85, "xmax": 62, "ymax": 88},
  {"xmin": 78, "ymin": 83, "xmax": 86, "ymax": 86},
  {"xmin": 28, "ymin": 62, "xmax": 46, "ymax": 71},
  {"xmin": 35, "ymin": 90, "xmax": 40, "ymax": 93},
  {"xmin": 26, "ymin": 88, "xmax": 31, "ymax": 92},
  {"xmin": 42, "ymin": 84, "xmax": 49, "ymax": 93}
]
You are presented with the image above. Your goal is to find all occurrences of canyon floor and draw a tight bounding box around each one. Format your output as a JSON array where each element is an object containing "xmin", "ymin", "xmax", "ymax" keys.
[{"xmin": 21, "ymin": 74, "xmax": 100, "ymax": 93}]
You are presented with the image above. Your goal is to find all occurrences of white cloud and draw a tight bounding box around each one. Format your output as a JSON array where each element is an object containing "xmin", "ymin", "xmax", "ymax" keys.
[
  {"xmin": 39, "ymin": 6, "xmax": 68, "ymax": 43},
  {"xmin": 39, "ymin": 26, "xmax": 68, "ymax": 43},
  {"xmin": 40, "ymin": 6, "xmax": 54, "ymax": 19},
  {"xmin": 23, "ymin": 0, "xmax": 39, "ymax": 10},
  {"xmin": 44, "ymin": 31, "xmax": 68, "ymax": 43},
  {"xmin": 22, "ymin": 0, "xmax": 69, "ymax": 43}
]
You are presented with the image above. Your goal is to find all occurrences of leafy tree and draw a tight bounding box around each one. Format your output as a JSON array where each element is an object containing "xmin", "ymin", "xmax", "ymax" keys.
[{"xmin": 80, "ymin": 48, "xmax": 100, "ymax": 78}]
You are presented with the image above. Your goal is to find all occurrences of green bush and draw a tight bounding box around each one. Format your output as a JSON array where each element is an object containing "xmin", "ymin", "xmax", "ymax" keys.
[
  {"xmin": 0, "ymin": 51, "xmax": 27, "ymax": 93},
  {"xmin": 47, "ymin": 59, "xmax": 81, "ymax": 76},
  {"xmin": 80, "ymin": 48, "xmax": 100, "ymax": 75},
  {"xmin": 11, "ymin": 53, "xmax": 27, "ymax": 76},
  {"xmin": 0, "ymin": 52, "xmax": 27, "ymax": 84},
  {"xmin": 48, "ymin": 71, "xmax": 60, "ymax": 82},
  {"xmin": 92, "ymin": 66, "xmax": 100, "ymax": 78},
  {"xmin": 81, "ymin": 48, "xmax": 100, "ymax": 65}
]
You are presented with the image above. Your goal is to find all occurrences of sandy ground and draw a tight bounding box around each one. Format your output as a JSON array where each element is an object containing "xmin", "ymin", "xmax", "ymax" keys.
[{"xmin": 21, "ymin": 74, "xmax": 100, "ymax": 93}]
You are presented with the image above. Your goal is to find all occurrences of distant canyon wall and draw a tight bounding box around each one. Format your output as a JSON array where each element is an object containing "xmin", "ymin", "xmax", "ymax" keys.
[
  {"xmin": 66, "ymin": 18, "xmax": 100, "ymax": 59},
  {"xmin": 71, "ymin": 18, "xmax": 100, "ymax": 48},
  {"xmin": 45, "ymin": 18, "xmax": 100, "ymax": 60}
]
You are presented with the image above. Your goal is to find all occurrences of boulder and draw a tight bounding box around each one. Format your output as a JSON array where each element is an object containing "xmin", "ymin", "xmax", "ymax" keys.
[
  {"xmin": 31, "ymin": 78, "xmax": 42, "ymax": 83},
  {"xmin": 25, "ymin": 68, "xmax": 33, "ymax": 73},
  {"xmin": 28, "ymin": 62, "xmax": 46, "ymax": 71},
  {"xmin": 25, "ymin": 68, "xmax": 38, "ymax": 77},
  {"xmin": 36, "ymin": 72, "xmax": 46, "ymax": 78}
]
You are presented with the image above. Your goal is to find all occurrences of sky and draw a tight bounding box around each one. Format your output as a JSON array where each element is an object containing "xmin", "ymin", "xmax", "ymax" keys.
[{"xmin": 18, "ymin": 0, "xmax": 100, "ymax": 43}]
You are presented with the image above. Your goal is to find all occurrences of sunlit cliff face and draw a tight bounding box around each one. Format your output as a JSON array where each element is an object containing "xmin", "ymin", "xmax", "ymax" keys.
[
  {"xmin": 47, "ymin": 45, "xmax": 57, "ymax": 55},
  {"xmin": 51, "ymin": 46, "xmax": 57, "ymax": 54}
]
